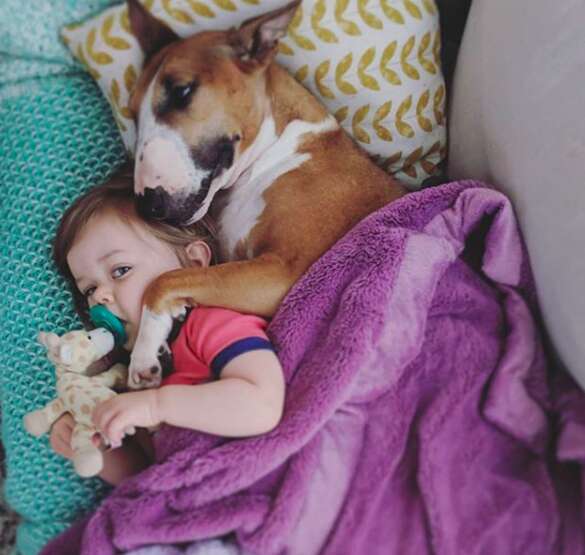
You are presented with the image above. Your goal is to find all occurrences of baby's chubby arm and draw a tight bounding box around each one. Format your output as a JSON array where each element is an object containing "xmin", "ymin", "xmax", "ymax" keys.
[{"xmin": 93, "ymin": 350, "xmax": 285, "ymax": 446}]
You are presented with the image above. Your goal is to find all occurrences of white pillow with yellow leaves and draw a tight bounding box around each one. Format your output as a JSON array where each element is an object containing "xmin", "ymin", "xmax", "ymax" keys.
[{"xmin": 61, "ymin": 0, "xmax": 446, "ymax": 188}]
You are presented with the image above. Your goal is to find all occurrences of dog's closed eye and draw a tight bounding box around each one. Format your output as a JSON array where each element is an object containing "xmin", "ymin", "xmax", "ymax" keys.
[{"xmin": 158, "ymin": 78, "xmax": 198, "ymax": 115}]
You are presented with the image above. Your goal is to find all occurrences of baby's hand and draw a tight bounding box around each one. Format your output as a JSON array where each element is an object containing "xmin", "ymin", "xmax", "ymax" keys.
[
  {"xmin": 49, "ymin": 413, "xmax": 100, "ymax": 459},
  {"xmin": 92, "ymin": 391, "xmax": 161, "ymax": 449}
]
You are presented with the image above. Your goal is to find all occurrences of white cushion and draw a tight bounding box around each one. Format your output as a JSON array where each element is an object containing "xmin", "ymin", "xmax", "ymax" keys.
[
  {"xmin": 61, "ymin": 0, "xmax": 447, "ymax": 188},
  {"xmin": 448, "ymin": 0, "xmax": 585, "ymax": 387}
]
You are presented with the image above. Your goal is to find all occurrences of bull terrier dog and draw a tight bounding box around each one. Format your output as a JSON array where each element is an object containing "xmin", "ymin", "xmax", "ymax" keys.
[{"xmin": 126, "ymin": 0, "xmax": 405, "ymax": 387}]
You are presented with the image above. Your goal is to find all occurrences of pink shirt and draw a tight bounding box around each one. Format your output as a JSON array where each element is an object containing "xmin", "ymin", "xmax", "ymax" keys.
[{"xmin": 162, "ymin": 307, "xmax": 273, "ymax": 386}]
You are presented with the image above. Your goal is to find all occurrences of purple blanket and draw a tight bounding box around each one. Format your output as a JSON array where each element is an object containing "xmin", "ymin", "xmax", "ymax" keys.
[{"xmin": 42, "ymin": 181, "xmax": 585, "ymax": 555}]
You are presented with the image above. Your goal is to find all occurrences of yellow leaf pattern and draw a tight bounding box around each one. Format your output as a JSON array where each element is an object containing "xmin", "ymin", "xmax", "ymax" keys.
[
  {"xmin": 315, "ymin": 60, "xmax": 335, "ymax": 99},
  {"xmin": 374, "ymin": 101, "xmax": 393, "ymax": 141},
  {"xmin": 433, "ymin": 84, "xmax": 445, "ymax": 124},
  {"xmin": 377, "ymin": 150, "xmax": 402, "ymax": 173},
  {"xmin": 164, "ymin": 0, "xmax": 195, "ymax": 23},
  {"xmin": 120, "ymin": 9, "xmax": 131, "ymax": 34},
  {"xmin": 102, "ymin": 15, "xmax": 131, "ymax": 50},
  {"xmin": 76, "ymin": 44, "xmax": 101, "ymax": 80},
  {"xmin": 335, "ymin": 53, "xmax": 357, "ymax": 95},
  {"xmin": 381, "ymin": 0, "xmax": 405, "ymax": 24},
  {"xmin": 212, "ymin": 0, "xmax": 236, "ymax": 11},
  {"xmin": 422, "ymin": 0, "xmax": 437, "ymax": 15},
  {"xmin": 124, "ymin": 64, "xmax": 137, "ymax": 94},
  {"xmin": 278, "ymin": 41, "xmax": 294, "ymax": 56},
  {"xmin": 380, "ymin": 41, "xmax": 401, "ymax": 85},
  {"xmin": 110, "ymin": 78, "xmax": 121, "ymax": 105},
  {"xmin": 289, "ymin": 5, "xmax": 316, "ymax": 50},
  {"xmin": 352, "ymin": 104, "xmax": 371, "ymax": 144},
  {"xmin": 87, "ymin": 28, "xmax": 113, "ymax": 65},
  {"xmin": 358, "ymin": 47, "xmax": 379, "ymax": 90},
  {"xmin": 417, "ymin": 31, "xmax": 436, "ymax": 74},
  {"xmin": 401, "ymin": 146, "xmax": 424, "ymax": 178},
  {"xmin": 416, "ymin": 90, "xmax": 432, "ymax": 132},
  {"xmin": 294, "ymin": 65, "xmax": 309, "ymax": 82},
  {"xmin": 334, "ymin": 106, "xmax": 349, "ymax": 123},
  {"xmin": 404, "ymin": 0, "xmax": 423, "ymax": 20},
  {"xmin": 311, "ymin": 0, "xmax": 338, "ymax": 44},
  {"xmin": 421, "ymin": 159, "xmax": 436, "ymax": 174},
  {"xmin": 335, "ymin": 0, "xmax": 360, "ymax": 36},
  {"xmin": 400, "ymin": 35, "xmax": 420, "ymax": 80},
  {"xmin": 61, "ymin": 0, "xmax": 446, "ymax": 187},
  {"xmin": 185, "ymin": 0, "xmax": 214, "ymax": 18},
  {"xmin": 358, "ymin": 0, "xmax": 383, "ymax": 30},
  {"xmin": 396, "ymin": 95, "xmax": 415, "ymax": 138}
]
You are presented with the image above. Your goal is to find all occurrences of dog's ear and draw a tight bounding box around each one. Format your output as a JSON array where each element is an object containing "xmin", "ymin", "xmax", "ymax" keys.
[
  {"xmin": 127, "ymin": 0, "xmax": 179, "ymax": 62},
  {"xmin": 231, "ymin": 0, "xmax": 301, "ymax": 68}
]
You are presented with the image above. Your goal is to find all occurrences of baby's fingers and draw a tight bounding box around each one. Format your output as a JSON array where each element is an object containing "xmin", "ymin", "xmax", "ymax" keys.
[
  {"xmin": 95, "ymin": 407, "xmax": 127, "ymax": 448},
  {"xmin": 92, "ymin": 398, "xmax": 120, "ymax": 432},
  {"xmin": 104, "ymin": 414, "xmax": 132, "ymax": 448}
]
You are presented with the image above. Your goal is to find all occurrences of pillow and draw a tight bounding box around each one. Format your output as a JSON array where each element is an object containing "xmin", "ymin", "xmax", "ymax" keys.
[
  {"xmin": 447, "ymin": 0, "xmax": 585, "ymax": 387},
  {"xmin": 0, "ymin": 73, "xmax": 125, "ymax": 555},
  {"xmin": 61, "ymin": 0, "xmax": 447, "ymax": 188}
]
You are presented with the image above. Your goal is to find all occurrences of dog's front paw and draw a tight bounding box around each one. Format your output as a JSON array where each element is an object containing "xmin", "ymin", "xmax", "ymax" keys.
[
  {"xmin": 129, "ymin": 308, "xmax": 173, "ymax": 389},
  {"xmin": 128, "ymin": 348, "xmax": 163, "ymax": 389}
]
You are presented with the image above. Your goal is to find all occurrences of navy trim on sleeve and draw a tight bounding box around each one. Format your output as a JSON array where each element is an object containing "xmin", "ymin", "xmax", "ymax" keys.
[{"xmin": 210, "ymin": 337, "xmax": 275, "ymax": 379}]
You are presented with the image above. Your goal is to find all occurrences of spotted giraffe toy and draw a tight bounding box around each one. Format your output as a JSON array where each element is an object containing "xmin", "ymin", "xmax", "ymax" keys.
[{"xmin": 23, "ymin": 328, "xmax": 130, "ymax": 477}]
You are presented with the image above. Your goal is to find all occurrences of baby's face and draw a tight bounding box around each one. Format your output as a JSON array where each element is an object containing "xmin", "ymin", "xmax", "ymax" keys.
[{"xmin": 67, "ymin": 212, "xmax": 183, "ymax": 348}]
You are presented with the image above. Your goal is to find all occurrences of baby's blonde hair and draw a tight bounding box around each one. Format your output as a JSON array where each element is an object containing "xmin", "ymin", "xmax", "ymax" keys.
[{"xmin": 53, "ymin": 164, "xmax": 219, "ymax": 323}]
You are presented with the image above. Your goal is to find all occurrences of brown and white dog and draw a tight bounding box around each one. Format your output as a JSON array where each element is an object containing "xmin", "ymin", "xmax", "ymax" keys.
[{"xmin": 126, "ymin": 0, "xmax": 405, "ymax": 387}]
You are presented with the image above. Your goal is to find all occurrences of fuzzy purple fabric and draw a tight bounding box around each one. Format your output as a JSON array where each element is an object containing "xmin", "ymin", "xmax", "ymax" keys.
[{"xmin": 42, "ymin": 181, "xmax": 585, "ymax": 555}]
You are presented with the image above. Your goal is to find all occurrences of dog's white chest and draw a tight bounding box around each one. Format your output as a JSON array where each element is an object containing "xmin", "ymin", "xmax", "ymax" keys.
[
  {"xmin": 218, "ymin": 116, "xmax": 337, "ymax": 260},
  {"xmin": 218, "ymin": 174, "xmax": 268, "ymax": 260}
]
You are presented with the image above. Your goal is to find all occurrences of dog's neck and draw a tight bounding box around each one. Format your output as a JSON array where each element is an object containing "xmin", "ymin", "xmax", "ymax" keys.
[
  {"xmin": 221, "ymin": 64, "xmax": 333, "ymax": 188},
  {"xmin": 212, "ymin": 64, "xmax": 339, "ymax": 260}
]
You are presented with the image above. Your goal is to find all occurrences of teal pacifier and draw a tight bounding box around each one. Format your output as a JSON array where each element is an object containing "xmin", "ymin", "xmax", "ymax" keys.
[{"xmin": 89, "ymin": 305, "xmax": 128, "ymax": 347}]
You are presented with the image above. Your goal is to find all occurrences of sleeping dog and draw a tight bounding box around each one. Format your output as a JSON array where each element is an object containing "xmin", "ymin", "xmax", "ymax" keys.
[{"xmin": 126, "ymin": 0, "xmax": 405, "ymax": 387}]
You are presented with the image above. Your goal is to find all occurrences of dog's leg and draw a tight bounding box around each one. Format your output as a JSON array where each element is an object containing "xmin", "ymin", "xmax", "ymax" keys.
[
  {"xmin": 127, "ymin": 309, "xmax": 175, "ymax": 389},
  {"xmin": 128, "ymin": 253, "xmax": 297, "ymax": 388}
]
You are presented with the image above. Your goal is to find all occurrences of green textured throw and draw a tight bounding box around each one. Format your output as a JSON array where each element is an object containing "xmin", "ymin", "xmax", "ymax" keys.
[{"xmin": 0, "ymin": 2, "xmax": 127, "ymax": 553}]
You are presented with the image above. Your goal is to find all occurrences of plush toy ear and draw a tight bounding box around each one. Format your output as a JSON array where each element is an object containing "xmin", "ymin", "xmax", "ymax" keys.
[
  {"xmin": 127, "ymin": 0, "xmax": 179, "ymax": 62},
  {"xmin": 59, "ymin": 344, "xmax": 74, "ymax": 366},
  {"xmin": 37, "ymin": 331, "xmax": 60, "ymax": 351},
  {"xmin": 231, "ymin": 0, "xmax": 301, "ymax": 68}
]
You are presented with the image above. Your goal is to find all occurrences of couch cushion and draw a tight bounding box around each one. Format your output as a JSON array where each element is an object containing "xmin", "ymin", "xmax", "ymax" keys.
[{"xmin": 448, "ymin": 0, "xmax": 585, "ymax": 387}]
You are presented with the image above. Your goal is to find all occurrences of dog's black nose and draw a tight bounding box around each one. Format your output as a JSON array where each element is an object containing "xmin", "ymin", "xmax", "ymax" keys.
[{"xmin": 136, "ymin": 187, "xmax": 169, "ymax": 220}]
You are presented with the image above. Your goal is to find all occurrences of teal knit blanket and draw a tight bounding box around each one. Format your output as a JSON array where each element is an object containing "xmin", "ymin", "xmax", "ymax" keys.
[{"xmin": 0, "ymin": 1, "xmax": 126, "ymax": 553}]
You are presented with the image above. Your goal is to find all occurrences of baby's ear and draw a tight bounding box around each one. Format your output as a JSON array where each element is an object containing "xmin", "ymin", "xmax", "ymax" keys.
[{"xmin": 184, "ymin": 240, "xmax": 212, "ymax": 267}]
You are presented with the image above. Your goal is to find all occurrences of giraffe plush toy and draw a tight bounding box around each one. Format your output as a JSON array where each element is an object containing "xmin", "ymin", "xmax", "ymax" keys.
[{"xmin": 23, "ymin": 327, "xmax": 130, "ymax": 477}]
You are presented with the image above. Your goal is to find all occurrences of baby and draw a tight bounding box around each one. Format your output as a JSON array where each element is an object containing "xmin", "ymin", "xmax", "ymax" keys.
[{"xmin": 49, "ymin": 167, "xmax": 285, "ymax": 484}]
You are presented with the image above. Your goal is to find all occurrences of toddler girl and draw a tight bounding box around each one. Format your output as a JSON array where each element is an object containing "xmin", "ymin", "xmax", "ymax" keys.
[{"xmin": 49, "ymin": 167, "xmax": 285, "ymax": 484}]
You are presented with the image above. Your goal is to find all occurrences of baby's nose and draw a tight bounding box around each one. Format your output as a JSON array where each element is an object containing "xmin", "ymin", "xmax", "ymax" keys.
[{"xmin": 94, "ymin": 286, "xmax": 114, "ymax": 305}]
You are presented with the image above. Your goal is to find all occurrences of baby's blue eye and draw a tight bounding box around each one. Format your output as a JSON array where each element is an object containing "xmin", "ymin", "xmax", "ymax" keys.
[{"xmin": 112, "ymin": 266, "xmax": 131, "ymax": 279}]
